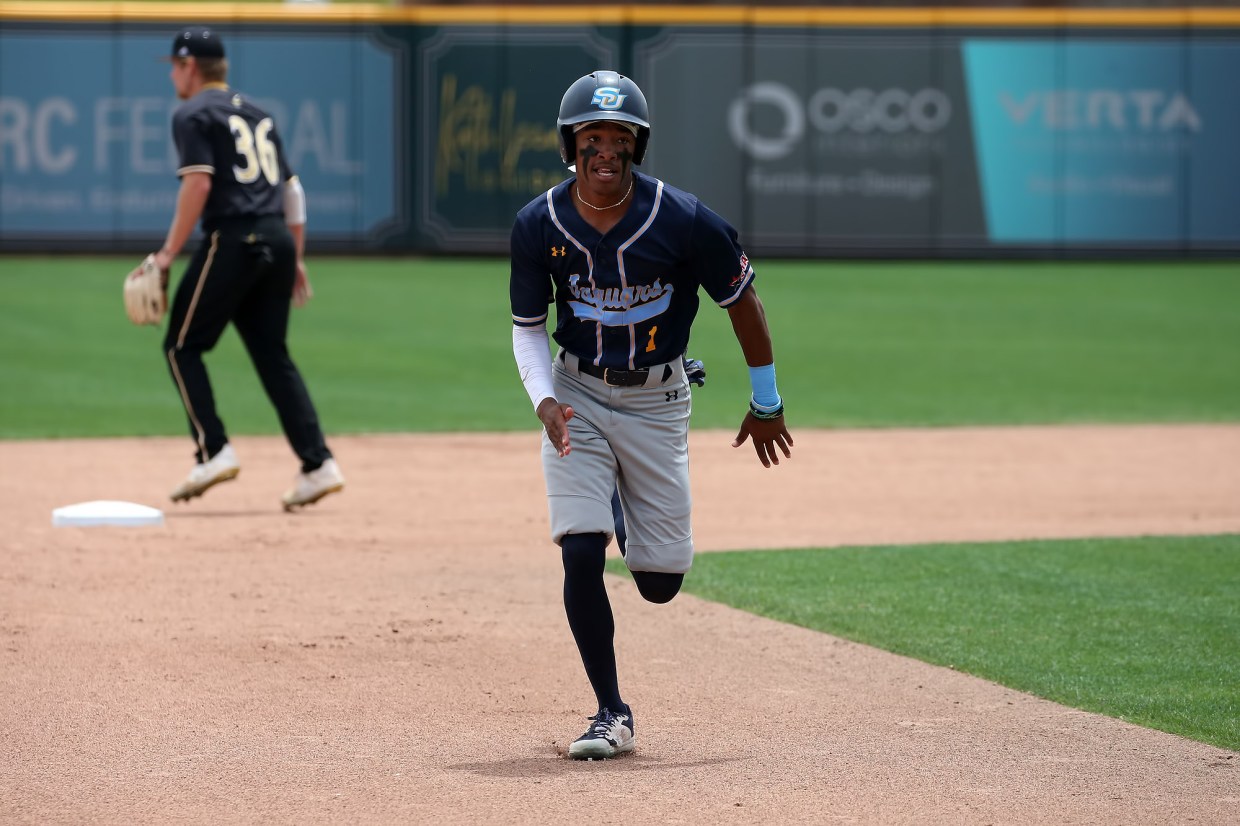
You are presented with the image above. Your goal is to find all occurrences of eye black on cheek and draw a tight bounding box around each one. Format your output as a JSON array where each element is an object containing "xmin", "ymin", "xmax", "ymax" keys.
[{"xmin": 579, "ymin": 145, "xmax": 600, "ymax": 160}]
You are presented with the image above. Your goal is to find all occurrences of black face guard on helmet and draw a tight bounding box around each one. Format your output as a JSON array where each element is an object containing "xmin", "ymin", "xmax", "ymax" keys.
[{"xmin": 557, "ymin": 70, "xmax": 651, "ymax": 165}]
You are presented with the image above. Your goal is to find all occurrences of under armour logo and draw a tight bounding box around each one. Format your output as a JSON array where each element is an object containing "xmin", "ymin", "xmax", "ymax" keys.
[
  {"xmin": 551, "ymin": 246, "xmax": 566, "ymax": 257},
  {"xmin": 665, "ymin": 390, "xmax": 679, "ymax": 402},
  {"xmin": 592, "ymin": 87, "xmax": 626, "ymax": 110}
]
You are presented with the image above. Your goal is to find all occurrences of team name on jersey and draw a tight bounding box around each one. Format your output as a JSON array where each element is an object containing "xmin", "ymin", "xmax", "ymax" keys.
[{"xmin": 566, "ymin": 274, "xmax": 674, "ymax": 326}]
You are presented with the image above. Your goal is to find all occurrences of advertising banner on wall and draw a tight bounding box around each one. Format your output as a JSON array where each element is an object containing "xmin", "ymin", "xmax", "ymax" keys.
[
  {"xmin": 962, "ymin": 39, "xmax": 1240, "ymax": 247},
  {"xmin": 0, "ymin": 27, "xmax": 401, "ymax": 247},
  {"xmin": 636, "ymin": 32, "xmax": 988, "ymax": 254},
  {"xmin": 3, "ymin": 16, "xmax": 1238, "ymax": 256},
  {"xmin": 413, "ymin": 27, "xmax": 617, "ymax": 251}
]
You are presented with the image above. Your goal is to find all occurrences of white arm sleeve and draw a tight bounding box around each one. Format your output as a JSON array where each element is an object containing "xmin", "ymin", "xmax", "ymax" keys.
[
  {"xmin": 512, "ymin": 324, "xmax": 556, "ymax": 411},
  {"xmin": 284, "ymin": 175, "xmax": 306, "ymax": 226}
]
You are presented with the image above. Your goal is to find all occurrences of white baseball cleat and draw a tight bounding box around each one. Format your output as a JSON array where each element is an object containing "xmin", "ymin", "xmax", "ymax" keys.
[
  {"xmin": 282, "ymin": 458, "xmax": 344, "ymax": 511},
  {"xmin": 568, "ymin": 707, "xmax": 635, "ymax": 760},
  {"xmin": 170, "ymin": 444, "xmax": 240, "ymax": 502}
]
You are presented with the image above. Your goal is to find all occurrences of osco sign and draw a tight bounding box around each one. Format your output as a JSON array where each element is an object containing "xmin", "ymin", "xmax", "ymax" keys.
[{"xmin": 728, "ymin": 82, "xmax": 952, "ymax": 160}]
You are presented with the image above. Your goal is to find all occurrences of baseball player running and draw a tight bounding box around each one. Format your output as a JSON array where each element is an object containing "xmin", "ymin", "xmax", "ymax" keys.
[
  {"xmin": 148, "ymin": 26, "xmax": 344, "ymax": 511},
  {"xmin": 510, "ymin": 71, "xmax": 793, "ymax": 759}
]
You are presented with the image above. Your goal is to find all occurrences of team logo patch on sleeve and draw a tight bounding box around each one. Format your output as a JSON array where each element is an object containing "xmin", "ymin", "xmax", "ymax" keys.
[{"xmin": 731, "ymin": 253, "xmax": 752, "ymax": 287}]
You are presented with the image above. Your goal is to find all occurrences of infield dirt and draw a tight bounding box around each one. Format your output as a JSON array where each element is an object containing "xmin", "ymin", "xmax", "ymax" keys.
[{"xmin": 3, "ymin": 425, "xmax": 1239, "ymax": 824}]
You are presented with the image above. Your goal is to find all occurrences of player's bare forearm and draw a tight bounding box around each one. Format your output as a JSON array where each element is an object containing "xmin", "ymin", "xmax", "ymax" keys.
[
  {"xmin": 726, "ymin": 287, "xmax": 792, "ymax": 466},
  {"xmin": 536, "ymin": 398, "xmax": 575, "ymax": 457},
  {"xmin": 288, "ymin": 221, "xmax": 306, "ymax": 261},
  {"xmin": 155, "ymin": 172, "xmax": 211, "ymax": 270},
  {"xmin": 726, "ymin": 288, "xmax": 774, "ymax": 367}
]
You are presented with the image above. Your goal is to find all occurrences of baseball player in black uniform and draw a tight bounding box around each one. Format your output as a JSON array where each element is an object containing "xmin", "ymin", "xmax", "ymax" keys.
[
  {"xmin": 510, "ymin": 71, "xmax": 793, "ymax": 759},
  {"xmin": 152, "ymin": 26, "xmax": 344, "ymax": 511}
]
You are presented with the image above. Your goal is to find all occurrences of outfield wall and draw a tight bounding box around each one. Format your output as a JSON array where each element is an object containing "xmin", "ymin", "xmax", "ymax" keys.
[{"xmin": 2, "ymin": 5, "xmax": 1239, "ymax": 257}]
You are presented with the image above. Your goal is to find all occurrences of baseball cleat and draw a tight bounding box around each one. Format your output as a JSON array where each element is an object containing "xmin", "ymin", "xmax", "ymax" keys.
[
  {"xmin": 568, "ymin": 707, "xmax": 635, "ymax": 760},
  {"xmin": 281, "ymin": 458, "xmax": 345, "ymax": 511},
  {"xmin": 170, "ymin": 444, "xmax": 240, "ymax": 502}
]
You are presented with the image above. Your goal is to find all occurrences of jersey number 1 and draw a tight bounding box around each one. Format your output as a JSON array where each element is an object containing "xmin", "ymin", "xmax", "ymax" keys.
[
  {"xmin": 229, "ymin": 116, "xmax": 279, "ymax": 186},
  {"xmin": 645, "ymin": 326, "xmax": 657, "ymax": 352}
]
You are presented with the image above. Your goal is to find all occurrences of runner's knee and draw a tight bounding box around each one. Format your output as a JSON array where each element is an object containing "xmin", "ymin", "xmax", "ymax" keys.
[{"xmin": 632, "ymin": 571, "xmax": 683, "ymax": 604}]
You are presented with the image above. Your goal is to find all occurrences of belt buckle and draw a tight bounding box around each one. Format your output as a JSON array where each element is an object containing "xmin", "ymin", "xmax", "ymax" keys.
[{"xmin": 603, "ymin": 366, "xmax": 649, "ymax": 387}]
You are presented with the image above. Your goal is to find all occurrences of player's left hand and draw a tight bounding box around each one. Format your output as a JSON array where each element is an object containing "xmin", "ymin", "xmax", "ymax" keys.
[
  {"xmin": 733, "ymin": 411, "xmax": 793, "ymax": 468},
  {"xmin": 292, "ymin": 261, "xmax": 313, "ymax": 308},
  {"xmin": 123, "ymin": 253, "xmax": 168, "ymax": 326},
  {"xmin": 153, "ymin": 248, "xmax": 175, "ymax": 274}
]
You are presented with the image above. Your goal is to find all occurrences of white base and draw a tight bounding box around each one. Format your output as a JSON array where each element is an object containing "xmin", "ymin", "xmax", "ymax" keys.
[{"xmin": 52, "ymin": 500, "xmax": 165, "ymax": 528}]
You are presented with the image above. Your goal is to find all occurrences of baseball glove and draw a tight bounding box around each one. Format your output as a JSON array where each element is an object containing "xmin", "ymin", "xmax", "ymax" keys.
[{"xmin": 123, "ymin": 254, "xmax": 167, "ymax": 326}]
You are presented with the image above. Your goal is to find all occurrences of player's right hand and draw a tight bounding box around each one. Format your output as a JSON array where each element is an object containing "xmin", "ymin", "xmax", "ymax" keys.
[
  {"xmin": 292, "ymin": 261, "xmax": 313, "ymax": 307},
  {"xmin": 537, "ymin": 399, "xmax": 574, "ymax": 457}
]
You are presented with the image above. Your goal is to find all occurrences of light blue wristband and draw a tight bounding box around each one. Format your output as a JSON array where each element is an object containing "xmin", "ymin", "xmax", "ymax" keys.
[{"xmin": 748, "ymin": 363, "xmax": 782, "ymax": 412}]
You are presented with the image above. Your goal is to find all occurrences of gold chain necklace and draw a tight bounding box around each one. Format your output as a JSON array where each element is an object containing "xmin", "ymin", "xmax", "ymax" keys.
[{"xmin": 575, "ymin": 177, "xmax": 634, "ymax": 211}]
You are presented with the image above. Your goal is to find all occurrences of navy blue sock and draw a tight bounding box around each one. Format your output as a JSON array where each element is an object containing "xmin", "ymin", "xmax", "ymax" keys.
[{"xmin": 561, "ymin": 533, "xmax": 624, "ymax": 712}]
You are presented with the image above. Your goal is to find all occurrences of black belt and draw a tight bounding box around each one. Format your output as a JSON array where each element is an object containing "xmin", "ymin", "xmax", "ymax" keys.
[{"xmin": 574, "ymin": 358, "xmax": 672, "ymax": 387}]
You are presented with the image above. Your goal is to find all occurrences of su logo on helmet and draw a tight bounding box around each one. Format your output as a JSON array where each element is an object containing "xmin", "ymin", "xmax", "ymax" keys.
[{"xmin": 591, "ymin": 87, "xmax": 627, "ymax": 110}]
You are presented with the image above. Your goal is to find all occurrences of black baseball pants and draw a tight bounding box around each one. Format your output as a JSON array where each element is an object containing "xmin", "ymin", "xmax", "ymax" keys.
[{"xmin": 162, "ymin": 216, "xmax": 331, "ymax": 471}]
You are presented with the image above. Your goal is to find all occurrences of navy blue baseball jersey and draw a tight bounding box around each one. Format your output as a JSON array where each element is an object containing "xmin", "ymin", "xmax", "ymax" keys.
[
  {"xmin": 171, "ymin": 87, "xmax": 293, "ymax": 231},
  {"xmin": 510, "ymin": 171, "xmax": 755, "ymax": 370}
]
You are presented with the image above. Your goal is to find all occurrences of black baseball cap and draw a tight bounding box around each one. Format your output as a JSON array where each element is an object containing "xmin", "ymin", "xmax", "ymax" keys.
[{"xmin": 166, "ymin": 26, "xmax": 225, "ymax": 60}]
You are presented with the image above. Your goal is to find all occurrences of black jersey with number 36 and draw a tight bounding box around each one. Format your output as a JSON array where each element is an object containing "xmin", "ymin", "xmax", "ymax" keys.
[{"xmin": 171, "ymin": 87, "xmax": 293, "ymax": 231}]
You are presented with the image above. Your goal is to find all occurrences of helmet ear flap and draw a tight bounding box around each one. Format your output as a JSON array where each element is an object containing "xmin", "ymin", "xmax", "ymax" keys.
[{"xmin": 559, "ymin": 126, "xmax": 575, "ymax": 164}]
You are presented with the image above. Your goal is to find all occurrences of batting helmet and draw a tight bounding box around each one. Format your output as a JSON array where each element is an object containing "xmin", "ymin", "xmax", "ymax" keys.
[{"xmin": 557, "ymin": 70, "xmax": 651, "ymax": 165}]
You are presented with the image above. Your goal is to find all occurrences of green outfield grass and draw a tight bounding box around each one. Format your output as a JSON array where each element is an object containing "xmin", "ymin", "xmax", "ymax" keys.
[
  {"xmin": 1, "ymin": 257, "xmax": 1237, "ymax": 438},
  {"xmin": 610, "ymin": 534, "xmax": 1240, "ymax": 751}
]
